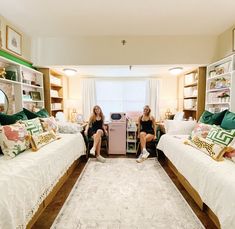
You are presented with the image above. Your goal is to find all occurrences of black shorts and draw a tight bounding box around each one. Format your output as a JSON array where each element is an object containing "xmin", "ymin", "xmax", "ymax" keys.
[{"xmin": 140, "ymin": 129, "xmax": 154, "ymax": 135}]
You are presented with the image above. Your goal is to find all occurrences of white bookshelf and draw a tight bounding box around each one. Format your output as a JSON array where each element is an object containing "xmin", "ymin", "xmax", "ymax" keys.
[
  {"xmin": 206, "ymin": 54, "xmax": 235, "ymax": 113},
  {"xmin": 0, "ymin": 56, "xmax": 44, "ymax": 112},
  {"xmin": 126, "ymin": 124, "xmax": 137, "ymax": 154}
]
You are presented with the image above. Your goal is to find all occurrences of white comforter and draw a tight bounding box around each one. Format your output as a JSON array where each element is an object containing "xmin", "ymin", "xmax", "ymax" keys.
[
  {"xmin": 157, "ymin": 134, "xmax": 235, "ymax": 229},
  {"xmin": 0, "ymin": 133, "xmax": 86, "ymax": 229}
]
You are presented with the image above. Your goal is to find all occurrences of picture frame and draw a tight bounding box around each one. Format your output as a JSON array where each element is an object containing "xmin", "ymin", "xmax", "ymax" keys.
[
  {"xmin": 29, "ymin": 91, "xmax": 41, "ymax": 101},
  {"xmin": 6, "ymin": 25, "xmax": 22, "ymax": 55}
]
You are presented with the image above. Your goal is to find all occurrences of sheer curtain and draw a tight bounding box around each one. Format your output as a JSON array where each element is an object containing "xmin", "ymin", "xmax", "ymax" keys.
[
  {"xmin": 81, "ymin": 78, "xmax": 96, "ymax": 121},
  {"xmin": 146, "ymin": 79, "xmax": 160, "ymax": 120}
]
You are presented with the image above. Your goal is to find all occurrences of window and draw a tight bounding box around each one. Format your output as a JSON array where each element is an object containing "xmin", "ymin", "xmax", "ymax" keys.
[{"xmin": 96, "ymin": 80, "xmax": 147, "ymax": 120}]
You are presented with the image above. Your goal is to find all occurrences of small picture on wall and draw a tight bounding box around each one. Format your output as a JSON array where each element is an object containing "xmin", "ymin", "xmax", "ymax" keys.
[
  {"xmin": 6, "ymin": 25, "xmax": 22, "ymax": 55},
  {"xmin": 29, "ymin": 91, "xmax": 41, "ymax": 101}
]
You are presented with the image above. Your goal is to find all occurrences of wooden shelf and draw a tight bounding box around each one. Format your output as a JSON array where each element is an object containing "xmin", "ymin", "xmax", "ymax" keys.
[
  {"xmin": 22, "ymin": 83, "xmax": 43, "ymax": 89},
  {"xmin": 182, "ymin": 67, "xmax": 206, "ymax": 121},
  {"xmin": 51, "ymin": 83, "xmax": 62, "ymax": 88},
  {"xmin": 0, "ymin": 78, "xmax": 21, "ymax": 85},
  {"xmin": 184, "ymin": 83, "xmax": 197, "ymax": 88},
  {"xmin": 51, "ymin": 96, "xmax": 63, "ymax": 99}
]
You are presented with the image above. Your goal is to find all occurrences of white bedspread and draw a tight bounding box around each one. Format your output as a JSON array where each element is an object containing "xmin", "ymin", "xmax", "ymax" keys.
[
  {"xmin": 0, "ymin": 133, "xmax": 86, "ymax": 229},
  {"xmin": 157, "ymin": 134, "xmax": 235, "ymax": 229}
]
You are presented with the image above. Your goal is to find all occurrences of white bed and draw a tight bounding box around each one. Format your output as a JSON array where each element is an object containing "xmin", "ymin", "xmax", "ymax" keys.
[
  {"xmin": 0, "ymin": 133, "xmax": 86, "ymax": 229},
  {"xmin": 157, "ymin": 134, "xmax": 235, "ymax": 229}
]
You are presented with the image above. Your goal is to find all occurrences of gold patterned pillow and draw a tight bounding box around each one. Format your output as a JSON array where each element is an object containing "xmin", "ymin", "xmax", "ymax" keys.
[
  {"xmin": 184, "ymin": 136, "xmax": 226, "ymax": 161},
  {"xmin": 30, "ymin": 130, "xmax": 58, "ymax": 151}
]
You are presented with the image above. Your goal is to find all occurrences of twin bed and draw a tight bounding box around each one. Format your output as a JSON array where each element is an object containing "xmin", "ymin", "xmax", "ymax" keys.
[{"xmin": 0, "ymin": 133, "xmax": 86, "ymax": 229}]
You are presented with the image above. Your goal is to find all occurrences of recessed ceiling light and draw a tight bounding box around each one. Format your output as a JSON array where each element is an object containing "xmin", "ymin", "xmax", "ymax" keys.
[
  {"xmin": 63, "ymin": 68, "xmax": 77, "ymax": 76},
  {"xmin": 169, "ymin": 67, "xmax": 183, "ymax": 75}
]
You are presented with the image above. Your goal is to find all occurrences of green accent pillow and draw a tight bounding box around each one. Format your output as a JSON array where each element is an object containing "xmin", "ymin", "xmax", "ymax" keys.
[
  {"xmin": 199, "ymin": 110, "xmax": 227, "ymax": 125},
  {"xmin": 0, "ymin": 110, "xmax": 28, "ymax": 125},
  {"xmin": 206, "ymin": 125, "xmax": 235, "ymax": 146},
  {"xmin": 23, "ymin": 108, "xmax": 49, "ymax": 119},
  {"xmin": 221, "ymin": 111, "xmax": 235, "ymax": 130},
  {"xmin": 21, "ymin": 117, "xmax": 43, "ymax": 135}
]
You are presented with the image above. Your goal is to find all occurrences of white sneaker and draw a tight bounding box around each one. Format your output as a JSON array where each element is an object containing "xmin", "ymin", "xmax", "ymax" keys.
[
  {"xmin": 136, "ymin": 152, "xmax": 144, "ymax": 163},
  {"xmin": 96, "ymin": 155, "xmax": 106, "ymax": 163},
  {"xmin": 90, "ymin": 147, "xmax": 96, "ymax": 156},
  {"xmin": 142, "ymin": 149, "xmax": 150, "ymax": 160}
]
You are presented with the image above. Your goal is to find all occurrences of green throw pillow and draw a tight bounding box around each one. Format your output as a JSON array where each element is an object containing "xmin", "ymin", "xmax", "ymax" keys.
[
  {"xmin": 0, "ymin": 110, "xmax": 28, "ymax": 125},
  {"xmin": 199, "ymin": 110, "xmax": 227, "ymax": 125},
  {"xmin": 206, "ymin": 125, "xmax": 235, "ymax": 146},
  {"xmin": 221, "ymin": 111, "xmax": 235, "ymax": 130},
  {"xmin": 23, "ymin": 108, "xmax": 49, "ymax": 119},
  {"xmin": 21, "ymin": 117, "xmax": 44, "ymax": 135}
]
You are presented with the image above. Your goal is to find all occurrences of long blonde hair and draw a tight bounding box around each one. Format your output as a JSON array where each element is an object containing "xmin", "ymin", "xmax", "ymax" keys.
[{"xmin": 89, "ymin": 105, "xmax": 105, "ymax": 123}]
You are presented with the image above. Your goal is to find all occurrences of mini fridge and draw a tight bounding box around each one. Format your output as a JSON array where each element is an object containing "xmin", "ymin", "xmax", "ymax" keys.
[{"xmin": 108, "ymin": 114, "xmax": 126, "ymax": 155}]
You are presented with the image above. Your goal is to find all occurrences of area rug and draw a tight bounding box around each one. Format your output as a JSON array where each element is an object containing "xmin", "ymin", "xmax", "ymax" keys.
[{"xmin": 51, "ymin": 158, "xmax": 204, "ymax": 229}]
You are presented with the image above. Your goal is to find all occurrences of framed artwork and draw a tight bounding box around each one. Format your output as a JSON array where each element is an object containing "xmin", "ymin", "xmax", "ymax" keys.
[
  {"xmin": 6, "ymin": 25, "xmax": 22, "ymax": 55},
  {"xmin": 29, "ymin": 91, "xmax": 41, "ymax": 101}
]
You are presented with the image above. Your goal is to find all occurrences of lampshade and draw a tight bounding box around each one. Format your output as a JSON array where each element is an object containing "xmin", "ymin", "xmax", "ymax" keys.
[{"xmin": 169, "ymin": 67, "xmax": 183, "ymax": 75}]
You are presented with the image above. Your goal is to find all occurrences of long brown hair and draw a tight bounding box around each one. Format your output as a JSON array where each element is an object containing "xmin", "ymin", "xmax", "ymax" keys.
[{"xmin": 89, "ymin": 105, "xmax": 105, "ymax": 123}]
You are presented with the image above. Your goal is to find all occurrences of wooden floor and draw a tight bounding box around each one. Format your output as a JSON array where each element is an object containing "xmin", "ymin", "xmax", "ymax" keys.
[{"xmin": 32, "ymin": 153, "xmax": 217, "ymax": 229}]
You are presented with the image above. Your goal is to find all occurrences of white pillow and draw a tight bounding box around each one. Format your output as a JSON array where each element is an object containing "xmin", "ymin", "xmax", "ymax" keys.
[
  {"xmin": 173, "ymin": 112, "xmax": 184, "ymax": 121},
  {"xmin": 57, "ymin": 122, "xmax": 83, "ymax": 134},
  {"xmin": 164, "ymin": 120, "xmax": 196, "ymax": 135}
]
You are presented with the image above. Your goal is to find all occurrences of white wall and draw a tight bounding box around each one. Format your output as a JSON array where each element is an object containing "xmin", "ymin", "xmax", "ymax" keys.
[
  {"xmin": 32, "ymin": 35, "xmax": 218, "ymax": 66},
  {"xmin": 0, "ymin": 15, "xmax": 32, "ymax": 60},
  {"xmin": 215, "ymin": 24, "xmax": 235, "ymax": 60}
]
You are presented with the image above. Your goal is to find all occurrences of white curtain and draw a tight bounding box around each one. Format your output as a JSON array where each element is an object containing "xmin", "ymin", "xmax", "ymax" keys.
[
  {"xmin": 81, "ymin": 78, "xmax": 96, "ymax": 121},
  {"xmin": 146, "ymin": 79, "xmax": 160, "ymax": 120}
]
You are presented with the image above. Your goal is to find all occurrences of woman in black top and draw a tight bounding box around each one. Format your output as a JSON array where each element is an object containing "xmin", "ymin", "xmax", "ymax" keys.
[
  {"xmin": 84, "ymin": 105, "xmax": 108, "ymax": 163},
  {"xmin": 136, "ymin": 105, "xmax": 156, "ymax": 163}
]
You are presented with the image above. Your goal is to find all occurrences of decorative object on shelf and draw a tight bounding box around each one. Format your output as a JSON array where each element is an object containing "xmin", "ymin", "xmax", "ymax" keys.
[
  {"xmin": 0, "ymin": 67, "xmax": 6, "ymax": 78},
  {"xmin": 165, "ymin": 109, "xmax": 172, "ymax": 119},
  {"xmin": 29, "ymin": 91, "xmax": 41, "ymax": 101},
  {"xmin": 6, "ymin": 26, "xmax": 22, "ymax": 55}
]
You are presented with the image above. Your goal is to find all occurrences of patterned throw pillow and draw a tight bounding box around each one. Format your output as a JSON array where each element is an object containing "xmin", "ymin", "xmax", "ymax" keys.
[
  {"xmin": 206, "ymin": 125, "xmax": 235, "ymax": 146},
  {"xmin": 184, "ymin": 136, "xmax": 226, "ymax": 161},
  {"xmin": 190, "ymin": 123, "xmax": 212, "ymax": 139},
  {"xmin": 30, "ymin": 130, "xmax": 58, "ymax": 151},
  {"xmin": 21, "ymin": 118, "xmax": 43, "ymax": 135},
  {"xmin": 40, "ymin": 116, "xmax": 59, "ymax": 134},
  {"xmin": 0, "ymin": 123, "xmax": 30, "ymax": 158}
]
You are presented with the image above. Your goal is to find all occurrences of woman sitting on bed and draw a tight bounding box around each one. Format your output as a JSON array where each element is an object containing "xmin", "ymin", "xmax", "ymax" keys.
[
  {"xmin": 84, "ymin": 105, "xmax": 107, "ymax": 163},
  {"xmin": 136, "ymin": 105, "xmax": 156, "ymax": 163}
]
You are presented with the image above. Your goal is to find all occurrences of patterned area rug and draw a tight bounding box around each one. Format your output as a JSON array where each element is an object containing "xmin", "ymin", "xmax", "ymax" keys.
[{"xmin": 51, "ymin": 158, "xmax": 204, "ymax": 229}]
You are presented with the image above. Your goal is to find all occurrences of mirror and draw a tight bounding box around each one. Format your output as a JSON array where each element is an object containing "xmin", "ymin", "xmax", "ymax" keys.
[{"xmin": 0, "ymin": 89, "xmax": 9, "ymax": 113}]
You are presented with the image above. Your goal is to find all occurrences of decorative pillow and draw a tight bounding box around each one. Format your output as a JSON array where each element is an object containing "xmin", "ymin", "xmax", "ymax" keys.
[
  {"xmin": 40, "ymin": 116, "xmax": 59, "ymax": 134},
  {"xmin": 0, "ymin": 123, "xmax": 30, "ymax": 158},
  {"xmin": 21, "ymin": 118, "xmax": 43, "ymax": 135},
  {"xmin": 190, "ymin": 123, "xmax": 212, "ymax": 139},
  {"xmin": 30, "ymin": 130, "xmax": 58, "ymax": 151},
  {"xmin": 57, "ymin": 122, "xmax": 83, "ymax": 134},
  {"xmin": 23, "ymin": 108, "xmax": 49, "ymax": 119},
  {"xmin": 206, "ymin": 125, "xmax": 235, "ymax": 146},
  {"xmin": 184, "ymin": 136, "xmax": 226, "ymax": 161},
  {"xmin": 164, "ymin": 120, "xmax": 196, "ymax": 135},
  {"xmin": 221, "ymin": 111, "xmax": 235, "ymax": 130},
  {"xmin": 0, "ymin": 110, "xmax": 28, "ymax": 125},
  {"xmin": 199, "ymin": 110, "xmax": 227, "ymax": 125}
]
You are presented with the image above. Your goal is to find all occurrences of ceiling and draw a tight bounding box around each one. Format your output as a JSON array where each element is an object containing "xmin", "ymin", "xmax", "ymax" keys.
[
  {"xmin": 53, "ymin": 65, "xmax": 198, "ymax": 77},
  {"xmin": 1, "ymin": 0, "xmax": 235, "ymax": 37},
  {"xmin": 1, "ymin": 0, "xmax": 234, "ymax": 77}
]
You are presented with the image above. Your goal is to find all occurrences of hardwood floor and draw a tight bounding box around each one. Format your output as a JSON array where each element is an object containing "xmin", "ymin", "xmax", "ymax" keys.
[{"xmin": 32, "ymin": 153, "xmax": 217, "ymax": 229}]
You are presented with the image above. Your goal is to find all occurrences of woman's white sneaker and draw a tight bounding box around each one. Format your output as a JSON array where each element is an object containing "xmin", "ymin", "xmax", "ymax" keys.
[
  {"xmin": 90, "ymin": 147, "xmax": 96, "ymax": 156},
  {"xmin": 96, "ymin": 155, "xmax": 106, "ymax": 163}
]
